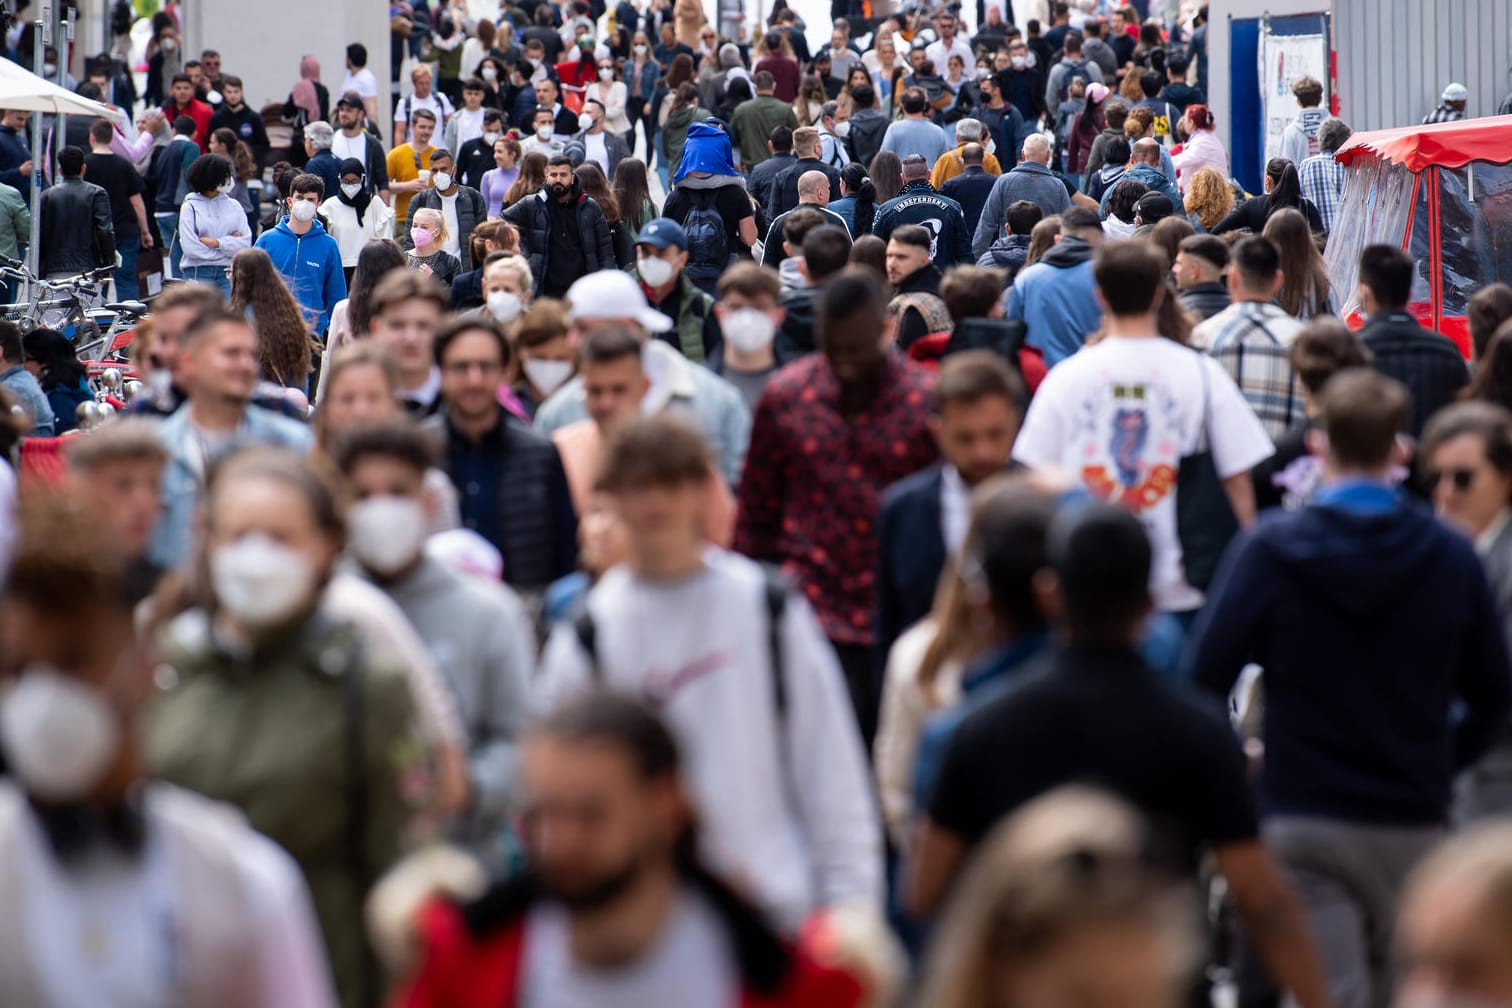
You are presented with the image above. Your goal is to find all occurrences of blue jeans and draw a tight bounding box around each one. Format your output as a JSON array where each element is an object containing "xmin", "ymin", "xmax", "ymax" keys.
[
  {"xmin": 113, "ymin": 241, "xmax": 139, "ymax": 301},
  {"xmin": 154, "ymin": 212, "xmax": 181, "ymax": 279},
  {"xmin": 183, "ymin": 264, "xmax": 231, "ymax": 296}
]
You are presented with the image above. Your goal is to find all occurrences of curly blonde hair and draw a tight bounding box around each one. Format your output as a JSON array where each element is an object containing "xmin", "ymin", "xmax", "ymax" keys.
[{"xmin": 1184, "ymin": 167, "xmax": 1234, "ymax": 232}]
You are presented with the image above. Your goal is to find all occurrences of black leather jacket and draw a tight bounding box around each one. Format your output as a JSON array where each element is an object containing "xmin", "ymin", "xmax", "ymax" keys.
[{"xmin": 39, "ymin": 178, "xmax": 115, "ymax": 277}]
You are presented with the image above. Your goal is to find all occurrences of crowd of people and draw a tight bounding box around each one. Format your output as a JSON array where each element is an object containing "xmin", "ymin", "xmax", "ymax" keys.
[{"xmin": 6, "ymin": 0, "xmax": 1512, "ymax": 1006}]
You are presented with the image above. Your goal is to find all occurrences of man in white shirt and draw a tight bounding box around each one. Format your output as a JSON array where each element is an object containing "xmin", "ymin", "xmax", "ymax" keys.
[
  {"xmin": 576, "ymin": 98, "xmax": 631, "ymax": 178},
  {"xmin": 340, "ymin": 42, "xmax": 381, "ymax": 126},
  {"xmin": 536, "ymin": 415, "xmax": 883, "ymax": 933},
  {"xmin": 924, "ymin": 11, "xmax": 974, "ymax": 77},
  {"xmin": 394, "ymin": 65, "xmax": 455, "ymax": 147},
  {"xmin": 1013, "ymin": 239, "xmax": 1273, "ymax": 618},
  {"xmin": 442, "ymin": 77, "xmax": 488, "ymax": 152},
  {"xmin": 331, "ymin": 92, "xmax": 389, "ymax": 201},
  {"xmin": 0, "ymin": 496, "xmax": 336, "ymax": 1005}
]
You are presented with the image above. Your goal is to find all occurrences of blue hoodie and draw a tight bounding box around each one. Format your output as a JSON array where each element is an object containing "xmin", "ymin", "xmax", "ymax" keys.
[
  {"xmin": 1188, "ymin": 487, "xmax": 1512, "ymax": 826},
  {"xmin": 253, "ymin": 217, "xmax": 347, "ymax": 336}
]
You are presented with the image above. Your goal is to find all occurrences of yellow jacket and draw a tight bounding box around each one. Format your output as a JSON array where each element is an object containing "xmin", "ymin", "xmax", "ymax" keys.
[{"xmin": 929, "ymin": 144, "xmax": 1003, "ymax": 188}]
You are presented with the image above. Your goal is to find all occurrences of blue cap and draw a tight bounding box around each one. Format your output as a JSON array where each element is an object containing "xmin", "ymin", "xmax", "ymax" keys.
[{"xmin": 635, "ymin": 218, "xmax": 688, "ymax": 251}]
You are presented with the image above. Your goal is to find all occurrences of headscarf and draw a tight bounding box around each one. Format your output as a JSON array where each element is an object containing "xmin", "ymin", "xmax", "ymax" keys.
[
  {"xmin": 336, "ymin": 157, "xmax": 373, "ymax": 224},
  {"xmin": 292, "ymin": 55, "xmax": 321, "ymax": 123},
  {"xmin": 672, "ymin": 119, "xmax": 740, "ymax": 186}
]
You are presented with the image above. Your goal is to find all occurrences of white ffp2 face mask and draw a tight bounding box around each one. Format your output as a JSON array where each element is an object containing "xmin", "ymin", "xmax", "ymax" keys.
[
  {"xmin": 289, "ymin": 199, "xmax": 317, "ymax": 223},
  {"xmin": 721, "ymin": 308, "xmax": 777, "ymax": 353},
  {"xmin": 0, "ymin": 665, "xmax": 120, "ymax": 802},
  {"xmin": 637, "ymin": 254, "xmax": 675, "ymax": 287},
  {"xmin": 340, "ymin": 182, "xmax": 363, "ymax": 199},
  {"xmin": 522, "ymin": 358, "xmax": 575, "ymax": 397},
  {"xmin": 488, "ymin": 290, "xmax": 523, "ymax": 323},
  {"xmin": 347, "ymin": 496, "xmax": 427, "ymax": 576},
  {"xmin": 211, "ymin": 534, "xmax": 316, "ymax": 629}
]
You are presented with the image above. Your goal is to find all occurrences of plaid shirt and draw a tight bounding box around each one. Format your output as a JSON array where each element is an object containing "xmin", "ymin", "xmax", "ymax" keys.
[
  {"xmin": 1299, "ymin": 152, "xmax": 1346, "ymax": 234},
  {"xmin": 1195, "ymin": 302, "xmax": 1304, "ymax": 440},
  {"xmin": 1422, "ymin": 105, "xmax": 1466, "ymax": 124}
]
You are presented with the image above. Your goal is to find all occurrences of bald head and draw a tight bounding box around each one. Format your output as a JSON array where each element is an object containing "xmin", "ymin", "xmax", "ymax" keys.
[
  {"xmin": 797, "ymin": 170, "xmax": 831, "ymax": 203},
  {"xmin": 961, "ymin": 143, "xmax": 985, "ymax": 166},
  {"xmin": 1022, "ymin": 134, "xmax": 1052, "ymax": 165},
  {"xmin": 1133, "ymin": 138, "xmax": 1162, "ymax": 166}
]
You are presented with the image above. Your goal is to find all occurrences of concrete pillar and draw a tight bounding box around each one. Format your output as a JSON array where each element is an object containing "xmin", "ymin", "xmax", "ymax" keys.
[{"xmin": 181, "ymin": 0, "xmax": 392, "ymax": 138}]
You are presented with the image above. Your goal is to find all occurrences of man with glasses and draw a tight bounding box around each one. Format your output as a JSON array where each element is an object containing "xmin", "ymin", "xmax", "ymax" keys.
[{"xmin": 431, "ymin": 314, "xmax": 577, "ymax": 596}]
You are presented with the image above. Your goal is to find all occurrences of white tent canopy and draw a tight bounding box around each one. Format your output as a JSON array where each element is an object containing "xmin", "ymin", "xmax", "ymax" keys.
[{"xmin": 0, "ymin": 56, "xmax": 123, "ymax": 123}]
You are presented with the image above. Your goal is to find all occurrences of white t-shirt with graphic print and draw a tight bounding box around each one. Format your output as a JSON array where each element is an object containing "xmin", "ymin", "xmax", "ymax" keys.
[{"xmin": 1013, "ymin": 336, "xmax": 1274, "ymax": 612}]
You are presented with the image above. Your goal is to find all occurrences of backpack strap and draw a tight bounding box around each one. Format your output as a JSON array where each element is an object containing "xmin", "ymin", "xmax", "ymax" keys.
[
  {"xmin": 762, "ymin": 564, "xmax": 788, "ymax": 718},
  {"xmin": 573, "ymin": 605, "xmax": 600, "ymax": 679}
]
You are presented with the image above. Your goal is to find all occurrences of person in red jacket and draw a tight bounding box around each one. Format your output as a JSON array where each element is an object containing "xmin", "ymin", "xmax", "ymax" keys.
[
  {"xmin": 162, "ymin": 72, "xmax": 213, "ymax": 151},
  {"xmin": 398, "ymin": 692, "xmax": 868, "ymax": 1008}
]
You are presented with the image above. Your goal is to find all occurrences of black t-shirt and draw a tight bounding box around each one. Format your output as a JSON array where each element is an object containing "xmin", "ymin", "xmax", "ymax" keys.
[
  {"xmin": 929, "ymin": 645, "xmax": 1259, "ymax": 875},
  {"xmin": 663, "ymin": 184, "xmax": 753, "ymax": 261},
  {"xmin": 84, "ymin": 152, "xmax": 145, "ymax": 239}
]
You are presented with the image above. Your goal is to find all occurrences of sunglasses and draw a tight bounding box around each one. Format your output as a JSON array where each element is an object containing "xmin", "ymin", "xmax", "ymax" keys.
[{"xmin": 1426, "ymin": 467, "xmax": 1478, "ymax": 492}]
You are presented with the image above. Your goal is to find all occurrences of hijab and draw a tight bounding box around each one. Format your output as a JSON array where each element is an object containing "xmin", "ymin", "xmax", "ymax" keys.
[
  {"xmin": 292, "ymin": 55, "xmax": 321, "ymax": 122},
  {"xmin": 335, "ymin": 157, "xmax": 373, "ymax": 224}
]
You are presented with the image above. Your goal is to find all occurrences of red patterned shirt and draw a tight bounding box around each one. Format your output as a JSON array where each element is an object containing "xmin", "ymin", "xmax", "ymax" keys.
[{"xmin": 735, "ymin": 354, "xmax": 937, "ymax": 645}]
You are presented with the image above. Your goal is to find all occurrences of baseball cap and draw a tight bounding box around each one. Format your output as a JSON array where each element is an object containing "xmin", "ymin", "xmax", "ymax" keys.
[
  {"xmin": 565, "ymin": 270, "xmax": 674, "ymax": 334},
  {"xmin": 1134, "ymin": 191, "xmax": 1175, "ymax": 223},
  {"xmin": 336, "ymin": 91, "xmax": 364, "ymax": 109},
  {"xmin": 635, "ymin": 218, "xmax": 688, "ymax": 251},
  {"xmin": 1086, "ymin": 82, "xmax": 1110, "ymax": 104},
  {"xmin": 1443, "ymin": 82, "xmax": 1469, "ymax": 102}
]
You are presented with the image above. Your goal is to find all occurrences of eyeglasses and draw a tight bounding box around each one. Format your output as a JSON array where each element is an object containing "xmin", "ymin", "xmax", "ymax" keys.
[{"xmin": 1426, "ymin": 467, "xmax": 1478, "ymax": 492}]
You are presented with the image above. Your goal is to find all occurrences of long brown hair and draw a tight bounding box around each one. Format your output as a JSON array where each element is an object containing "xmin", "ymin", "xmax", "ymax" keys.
[
  {"xmin": 228, "ymin": 247, "xmax": 316, "ymax": 386},
  {"xmin": 612, "ymin": 157, "xmax": 654, "ymax": 232},
  {"xmin": 1264, "ymin": 208, "xmax": 1331, "ymax": 318},
  {"xmin": 505, "ymin": 151, "xmax": 548, "ymax": 206},
  {"xmin": 347, "ymin": 239, "xmax": 409, "ymax": 340},
  {"xmin": 574, "ymin": 162, "xmax": 619, "ymax": 224}
]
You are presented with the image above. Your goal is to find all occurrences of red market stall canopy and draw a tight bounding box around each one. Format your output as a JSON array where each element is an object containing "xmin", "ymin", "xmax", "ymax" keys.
[
  {"xmin": 1325, "ymin": 116, "xmax": 1512, "ymax": 355},
  {"xmin": 1335, "ymin": 115, "xmax": 1512, "ymax": 173}
]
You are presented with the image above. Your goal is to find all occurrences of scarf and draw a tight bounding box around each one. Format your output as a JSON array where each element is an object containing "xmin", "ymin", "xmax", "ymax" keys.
[
  {"xmin": 335, "ymin": 157, "xmax": 372, "ymax": 224},
  {"xmin": 292, "ymin": 55, "xmax": 321, "ymax": 122}
]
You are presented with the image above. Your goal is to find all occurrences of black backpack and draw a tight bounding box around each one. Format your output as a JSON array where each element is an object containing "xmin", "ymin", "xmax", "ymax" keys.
[{"xmin": 683, "ymin": 189, "xmax": 731, "ymax": 283}]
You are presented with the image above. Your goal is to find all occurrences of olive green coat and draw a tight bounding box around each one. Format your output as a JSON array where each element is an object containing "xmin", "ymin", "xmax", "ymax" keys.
[{"xmin": 148, "ymin": 607, "xmax": 426, "ymax": 1008}]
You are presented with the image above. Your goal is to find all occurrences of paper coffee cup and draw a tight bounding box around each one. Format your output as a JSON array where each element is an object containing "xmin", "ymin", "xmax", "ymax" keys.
[{"xmin": 418, "ymin": 169, "xmax": 432, "ymax": 186}]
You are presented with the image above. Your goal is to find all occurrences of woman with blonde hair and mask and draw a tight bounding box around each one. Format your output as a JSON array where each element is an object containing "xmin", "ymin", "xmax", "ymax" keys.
[{"xmin": 405, "ymin": 207, "xmax": 461, "ymax": 287}]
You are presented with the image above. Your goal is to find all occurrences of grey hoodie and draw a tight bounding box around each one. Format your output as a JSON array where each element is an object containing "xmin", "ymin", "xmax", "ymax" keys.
[{"xmin": 177, "ymin": 190, "xmax": 253, "ymax": 270}]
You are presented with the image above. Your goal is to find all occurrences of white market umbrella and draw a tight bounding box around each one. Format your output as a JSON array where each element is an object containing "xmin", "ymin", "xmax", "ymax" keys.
[{"xmin": 0, "ymin": 57, "xmax": 123, "ymax": 123}]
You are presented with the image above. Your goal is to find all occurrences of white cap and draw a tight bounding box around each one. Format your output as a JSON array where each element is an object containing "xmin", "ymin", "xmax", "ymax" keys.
[
  {"xmin": 1443, "ymin": 82, "xmax": 1469, "ymax": 102},
  {"xmin": 565, "ymin": 269, "xmax": 673, "ymax": 333}
]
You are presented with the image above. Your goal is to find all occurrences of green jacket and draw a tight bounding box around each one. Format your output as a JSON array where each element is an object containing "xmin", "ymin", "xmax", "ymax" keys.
[
  {"xmin": 148, "ymin": 606, "xmax": 425, "ymax": 1008},
  {"xmin": 729, "ymin": 95, "xmax": 800, "ymax": 168},
  {"xmin": 0, "ymin": 181, "xmax": 30, "ymax": 261},
  {"xmin": 660, "ymin": 104, "xmax": 711, "ymax": 180},
  {"xmin": 629, "ymin": 266, "xmax": 717, "ymax": 363}
]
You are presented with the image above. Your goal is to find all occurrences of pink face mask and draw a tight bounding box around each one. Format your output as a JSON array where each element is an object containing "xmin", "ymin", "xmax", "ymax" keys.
[{"xmin": 411, "ymin": 227, "xmax": 435, "ymax": 247}]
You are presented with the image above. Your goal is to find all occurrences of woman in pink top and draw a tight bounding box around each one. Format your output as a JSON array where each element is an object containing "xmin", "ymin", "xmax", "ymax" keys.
[{"xmin": 1172, "ymin": 104, "xmax": 1230, "ymax": 195}]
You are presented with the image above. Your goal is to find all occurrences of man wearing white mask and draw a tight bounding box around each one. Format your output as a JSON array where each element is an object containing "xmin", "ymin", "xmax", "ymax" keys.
[
  {"xmin": 335, "ymin": 421, "xmax": 534, "ymax": 871},
  {"xmin": 576, "ymin": 98, "xmax": 631, "ymax": 178},
  {"xmin": 630, "ymin": 218, "xmax": 723, "ymax": 366},
  {"xmin": 534, "ymin": 268, "xmax": 751, "ymax": 489},
  {"xmin": 253, "ymin": 174, "xmax": 347, "ymax": 340},
  {"xmin": 711, "ymin": 262, "xmax": 784, "ymax": 412},
  {"xmin": 0, "ymin": 495, "xmax": 337, "ymax": 1006}
]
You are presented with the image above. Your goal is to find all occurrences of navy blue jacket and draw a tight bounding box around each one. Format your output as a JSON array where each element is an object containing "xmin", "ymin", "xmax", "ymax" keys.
[
  {"xmin": 872, "ymin": 180, "xmax": 973, "ymax": 270},
  {"xmin": 875, "ymin": 464, "xmax": 948, "ymax": 669},
  {"xmin": 0, "ymin": 124, "xmax": 30, "ymax": 198},
  {"xmin": 938, "ymin": 165, "xmax": 998, "ymax": 239},
  {"xmin": 304, "ymin": 150, "xmax": 344, "ymax": 206},
  {"xmin": 1188, "ymin": 489, "xmax": 1512, "ymax": 826}
]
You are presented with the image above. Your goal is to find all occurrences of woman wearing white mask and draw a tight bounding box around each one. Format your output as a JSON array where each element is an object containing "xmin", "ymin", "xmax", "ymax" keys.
[
  {"xmin": 147, "ymin": 446, "xmax": 429, "ymax": 1008},
  {"xmin": 319, "ymin": 157, "xmax": 395, "ymax": 285},
  {"xmin": 626, "ymin": 33, "xmax": 659, "ymax": 157},
  {"xmin": 511, "ymin": 298, "xmax": 576, "ymax": 420},
  {"xmin": 584, "ymin": 56, "xmax": 631, "ymax": 141},
  {"xmin": 404, "ymin": 207, "xmax": 461, "ymax": 287}
]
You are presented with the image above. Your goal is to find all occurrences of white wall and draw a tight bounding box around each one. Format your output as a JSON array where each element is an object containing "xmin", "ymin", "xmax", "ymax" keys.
[{"xmin": 183, "ymin": 0, "xmax": 392, "ymax": 137}]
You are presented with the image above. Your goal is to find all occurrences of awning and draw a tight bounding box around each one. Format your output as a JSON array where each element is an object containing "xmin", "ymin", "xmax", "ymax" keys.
[
  {"xmin": 1334, "ymin": 114, "xmax": 1512, "ymax": 172},
  {"xmin": 0, "ymin": 57, "xmax": 124, "ymax": 123}
]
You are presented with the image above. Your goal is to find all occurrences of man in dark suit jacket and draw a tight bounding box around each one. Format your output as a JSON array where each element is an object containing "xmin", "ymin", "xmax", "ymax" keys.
[
  {"xmin": 875, "ymin": 350, "xmax": 1025, "ymax": 666},
  {"xmin": 938, "ymin": 143, "xmax": 998, "ymax": 238},
  {"xmin": 1355, "ymin": 244, "xmax": 1469, "ymax": 438}
]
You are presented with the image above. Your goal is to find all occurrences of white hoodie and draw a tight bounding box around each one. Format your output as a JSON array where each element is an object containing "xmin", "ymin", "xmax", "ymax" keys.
[
  {"xmin": 177, "ymin": 191, "xmax": 252, "ymax": 270},
  {"xmin": 536, "ymin": 547, "xmax": 884, "ymax": 932}
]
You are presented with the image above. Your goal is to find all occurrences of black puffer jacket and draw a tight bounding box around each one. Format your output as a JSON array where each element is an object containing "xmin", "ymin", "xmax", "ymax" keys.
[{"xmin": 500, "ymin": 177, "xmax": 615, "ymax": 296}]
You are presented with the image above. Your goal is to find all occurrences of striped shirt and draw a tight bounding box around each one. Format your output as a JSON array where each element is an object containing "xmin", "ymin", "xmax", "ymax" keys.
[{"xmin": 1193, "ymin": 302, "xmax": 1304, "ymax": 440}]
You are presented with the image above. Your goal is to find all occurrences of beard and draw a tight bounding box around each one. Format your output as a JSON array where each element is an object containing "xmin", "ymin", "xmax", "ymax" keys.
[
  {"xmin": 537, "ymin": 855, "xmax": 644, "ymax": 912},
  {"xmin": 547, "ymin": 181, "xmax": 571, "ymax": 199}
]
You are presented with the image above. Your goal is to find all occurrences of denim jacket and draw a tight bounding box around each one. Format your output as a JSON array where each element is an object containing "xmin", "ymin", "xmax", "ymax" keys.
[{"xmin": 148, "ymin": 402, "xmax": 313, "ymax": 571}]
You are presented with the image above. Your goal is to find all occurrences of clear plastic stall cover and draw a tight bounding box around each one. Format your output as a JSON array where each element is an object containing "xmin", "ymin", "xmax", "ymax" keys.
[{"xmin": 1326, "ymin": 158, "xmax": 1416, "ymax": 321}]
